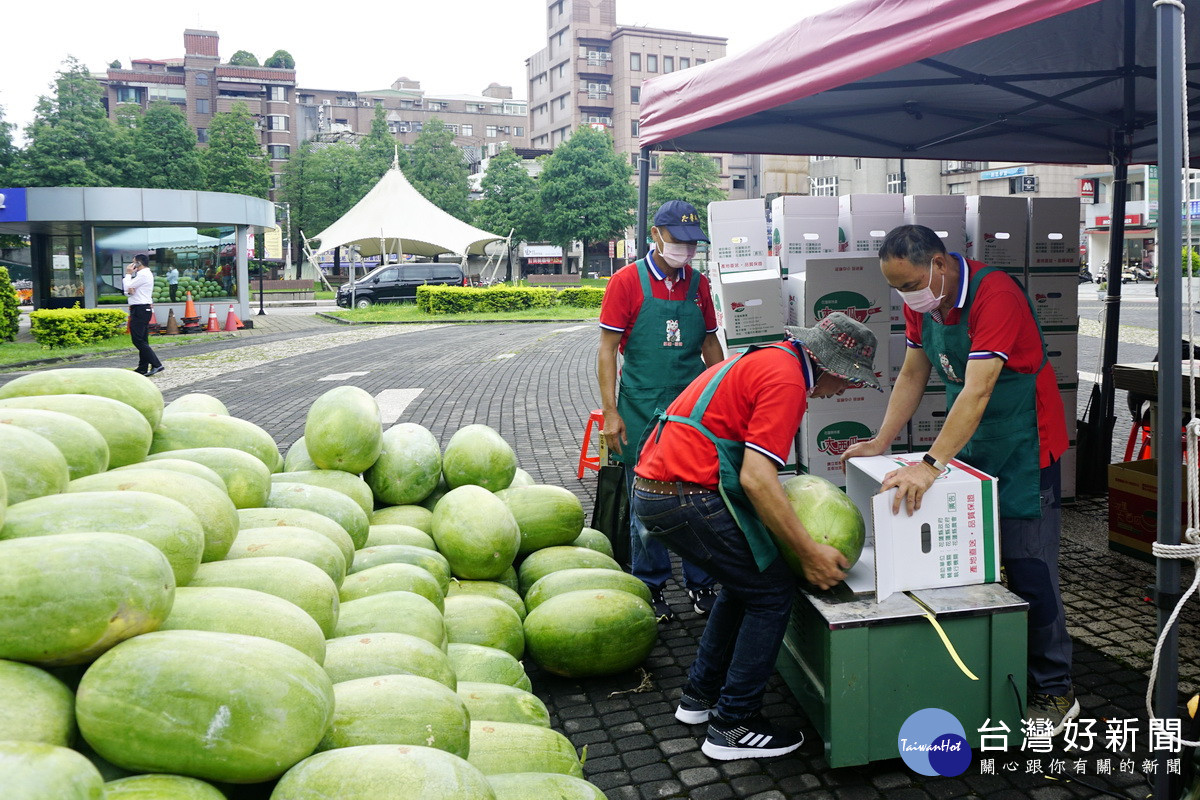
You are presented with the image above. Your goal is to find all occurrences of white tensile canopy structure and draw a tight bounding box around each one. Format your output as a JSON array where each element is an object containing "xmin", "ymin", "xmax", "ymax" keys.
[{"xmin": 309, "ymin": 162, "xmax": 505, "ymax": 259}]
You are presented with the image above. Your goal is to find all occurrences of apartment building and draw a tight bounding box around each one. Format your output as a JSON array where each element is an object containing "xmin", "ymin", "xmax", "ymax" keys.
[
  {"xmin": 526, "ymin": 0, "xmax": 755, "ymax": 198},
  {"xmin": 99, "ymin": 30, "xmax": 528, "ymax": 200}
]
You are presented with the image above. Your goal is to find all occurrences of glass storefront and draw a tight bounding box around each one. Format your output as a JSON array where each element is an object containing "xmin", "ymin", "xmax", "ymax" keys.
[
  {"xmin": 93, "ymin": 226, "xmax": 239, "ymax": 304},
  {"xmin": 48, "ymin": 235, "xmax": 87, "ymax": 302}
]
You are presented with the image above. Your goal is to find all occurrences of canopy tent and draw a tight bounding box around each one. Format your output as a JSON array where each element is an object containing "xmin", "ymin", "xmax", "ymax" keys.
[
  {"xmin": 309, "ymin": 162, "xmax": 504, "ymax": 258},
  {"xmin": 95, "ymin": 227, "xmax": 220, "ymax": 251},
  {"xmin": 637, "ymin": 0, "xmax": 1196, "ymax": 789}
]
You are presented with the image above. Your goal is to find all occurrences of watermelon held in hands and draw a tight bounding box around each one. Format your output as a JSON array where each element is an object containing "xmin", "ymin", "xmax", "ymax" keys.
[
  {"xmin": 441, "ymin": 424, "xmax": 517, "ymax": 491},
  {"xmin": 780, "ymin": 474, "xmax": 866, "ymax": 570}
]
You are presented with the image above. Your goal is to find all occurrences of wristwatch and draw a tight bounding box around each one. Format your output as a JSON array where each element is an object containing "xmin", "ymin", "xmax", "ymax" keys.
[{"xmin": 922, "ymin": 453, "xmax": 946, "ymax": 473}]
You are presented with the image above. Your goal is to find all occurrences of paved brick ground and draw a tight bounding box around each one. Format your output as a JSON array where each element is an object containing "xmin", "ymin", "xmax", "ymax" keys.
[{"xmin": 2, "ymin": 315, "xmax": 1194, "ymax": 799}]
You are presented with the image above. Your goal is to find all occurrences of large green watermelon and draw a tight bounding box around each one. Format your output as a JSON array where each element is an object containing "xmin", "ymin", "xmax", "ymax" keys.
[
  {"xmin": 494, "ymin": 484, "xmax": 585, "ymax": 556},
  {"xmin": 524, "ymin": 568, "xmax": 652, "ymax": 613},
  {"xmin": 0, "ymin": 366, "xmax": 164, "ymax": 428},
  {"xmin": 101, "ymin": 773, "xmax": 226, "ymax": 799},
  {"xmin": 364, "ymin": 423, "xmax": 442, "ymax": 505},
  {"xmin": 446, "ymin": 644, "xmax": 531, "ymax": 692},
  {"xmin": 370, "ymin": 504, "xmax": 433, "ymax": 532},
  {"xmin": 443, "ymin": 595, "xmax": 524, "ymax": 659},
  {"xmin": 188, "ymin": 556, "xmax": 340, "ymax": 638},
  {"xmin": 365, "ymin": 524, "xmax": 437, "ymax": 550},
  {"xmin": 271, "ymin": 745, "xmax": 495, "ymax": 800},
  {"xmin": 0, "ymin": 740, "xmax": 104, "ymax": 800},
  {"xmin": 163, "ymin": 392, "xmax": 230, "ymax": 416},
  {"xmin": 0, "ymin": 407, "xmax": 109, "ymax": 480},
  {"xmin": 115, "ymin": 458, "xmax": 226, "ymax": 492},
  {"xmin": 334, "ymin": 591, "xmax": 446, "ymax": 649},
  {"xmin": 283, "ymin": 436, "xmax": 319, "ymax": 471},
  {"xmin": 339, "ymin": 562, "xmax": 445, "ymax": 611},
  {"xmin": 224, "ymin": 526, "xmax": 347, "ymax": 586},
  {"xmin": 571, "ymin": 527, "xmax": 615, "ymax": 559},
  {"xmin": 144, "ymin": 447, "xmax": 272, "ymax": 509},
  {"xmin": 237, "ymin": 507, "xmax": 354, "ymax": 565},
  {"xmin": 456, "ymin": 682, "xmax": 550, "ymax": 728},
  {"xmin": 76, "ymin": 630, "xmax": 334, "ymax": 784},
  {"xmin": 0, "ymin": 658, "xmax": 77, "ymax": 746},
  {"xmin": 271, "ymin": 470, "xmax": 374, "ymax": 517},
  {"xmin": 488, "ymin": 773, "xmax": 606, "ymax": 800},
  {"xmin": 431, "ymin": 485, "xmax": 520, "ymax": 580},
  {"xmin": 150, "ymin": 412, "xmax": 280, "ymax": 470},
  {"xmin": 0, "ymin": 491, "xmax": 205, "ymax": 587},
  {"xmin": 267, "ymin": 482, "xmax": 369, "ymax": 550},
  {"xmin": 159, "ymin": 586, "xmax": 326, "ymax": 665},
  {"xmin": 0, "ymin": 394, "xmax": 152, "ymax": 468},
  {"xmin": 323, "ymin": 632, "xmax": 456, "ymax": 690},
  {"xmin": 446, "ymin": 580, "xmax": 526, "ymax": 621},
  {"xmin": 0, "ymin": 424, "xmax": 70, "ymax": 504},
  {"xmin": 524, "ymin": 589, "xmax": 657, "ymax": 678},
  {"xmin": 516, "ymin": 546, "xmax": 622, "ymax": 595},
  {"xmin": 319, "ymin": 674, "xmax": 470, "ymax": 757},
  {"xmin": 0, "ymin": 533, "xmax": 175, "ymax": 666},
  {"xmin": 350, "ymin": 545, "xmax": 451, "ymax": 594},
  {"xmin": 304, "ymin": 386, "xmax": 383, "ymax": 473},
  {"xmin": 781, "ymin": 474, "xmax": 867, "ymax": 569},
  {"xmin": 467, "ymin": 720, "xmax": 583, "ymax": 778},
  {"xmin": 441, "ymin": 424, "xmax": 517, "ymax": 491}
]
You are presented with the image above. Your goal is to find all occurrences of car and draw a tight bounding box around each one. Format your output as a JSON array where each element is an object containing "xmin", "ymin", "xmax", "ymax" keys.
[{"xmin": 335, "ymin": 263, "xmax": 467, "ymax": 309}]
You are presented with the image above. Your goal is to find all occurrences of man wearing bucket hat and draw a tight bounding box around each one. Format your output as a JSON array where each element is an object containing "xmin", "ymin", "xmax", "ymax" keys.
[
  {"xmin": 842, "ymin": 223, "xmax": 1074, "ymax": 733},
  {"xmin": 598, "ymin": 199, "xmax": 724, "ymax": 621},
  {"xmin": 631, "ymin": 312, "xmax": 879, "ymax": 761}
]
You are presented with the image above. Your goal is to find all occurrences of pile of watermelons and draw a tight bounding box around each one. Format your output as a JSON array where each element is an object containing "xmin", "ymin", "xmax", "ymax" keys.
[
  {"xmin": 0, "ymin": 368, "xmax": 658, "ymax": 799},
  {"xmin": 153, "ymin": 275, "xmax": 226, "ymax": 303}
]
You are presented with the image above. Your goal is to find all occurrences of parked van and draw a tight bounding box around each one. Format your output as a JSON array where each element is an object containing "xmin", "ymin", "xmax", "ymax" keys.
[{"xmin": 336, "ymin": 263, "xmax": 467, "ymax": 308}]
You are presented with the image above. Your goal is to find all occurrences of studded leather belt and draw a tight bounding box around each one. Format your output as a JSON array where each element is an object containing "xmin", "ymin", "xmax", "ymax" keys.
[{"xmin": 633, "ymin": 477, "xmax": 715, "ymax": 496}]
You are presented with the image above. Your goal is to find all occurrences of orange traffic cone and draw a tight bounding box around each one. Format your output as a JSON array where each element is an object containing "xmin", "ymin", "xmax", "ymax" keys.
[
  {"xmin": 204, "ymin": 304, "xmax": 221, "ymax": 333},
  {"xmin": 222, "ymin": 304, "xmax": 243, "ymax": 332},
  {"xmin": 164, "ymin": 309, "xmax": 181, "ymax": 335},
  {"xmin": 147, "ymin": 307, "xmax": 161, "ymax": 335},
  {"xmin": 125, "ymin": 312, "xmax": 131, "ymax": 334},
  {"xmin": 182, "ymin": 291, "xmax": 199, "ymax": 322}
]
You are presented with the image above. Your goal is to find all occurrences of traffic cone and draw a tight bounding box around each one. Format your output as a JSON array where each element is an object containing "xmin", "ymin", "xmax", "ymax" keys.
[
  {"xmin": 147, "ymin": 307, "xmax": 161, "ymax": 335},
  {"xmin": 223, "ymin": 304, "xmax": 243, "ymax": 332},
  {"xmin": 205, "ymin": 304, "xmax": 220, "ymax": 333},
  {"xmin": 182, "ymin": 291, "xmax": 199, "ymax": 323},
  {"xmin": 164, "ymin": 309, "xmax": 181, "ymax": 335}
]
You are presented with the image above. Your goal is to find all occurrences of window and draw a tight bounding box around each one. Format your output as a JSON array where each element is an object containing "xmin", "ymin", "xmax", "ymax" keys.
[
  {"xmin": 269, "ymin": 86, "xmax": 287, "ymax": 101},
  {"xmin": 196, "ymin": 127, "xmax": 208, "ymax": 144},
  {"xmin": 631, "ymin": 120, "xmax": 639, "ymax": 137},
  {"xmin": 680, "ymin": 57, "xmax": 690, "ymax": 69},
  {"xmin": 558, "ymin": 63, "xmax": 566, "ymax": 78},
  {"xmin": 732, "ymin": 174, "xmax": 746, "ymax": 190},
  {"xmin": 515, "ymin": 126, "xmax": 524, "ymax": 136},
  {"xmin": 1128, "ymin": 181, "xmax": 1146, "ymax": 201},
  {"xmin": 854, "ymin": 158, "xmax": 862, "ymax": 169},
  {"xmin": 486, "ymin": 125, "xmax": 498, "ymax": 137},
  {"xmin": 270, "ymin": 174, "xmax": 281, "ymax": 191},
  {"xmin": 268, "ymin": 115, "xmax": 288, "ymax": 131},
  {"xmin": 886, "ymin": 172, "xmax": 904, "ymax": 193},
  {"xmin": 115, "ymin": 86, "xmax": 140, "ymax": 104},
  {"xmin": 446, "ymin": 124, "xmax": 460, "ymax": 134},
  {"xmin": 195, "ymin": 72, "xmax": 209, "ymax": 87},
  {"xmin": 630, "ymin": 86, "xmax": 640, "ymax": 103},
  {"xmin": 696, "ymin": 58, "xmax": 706, "ymax": 65},
  {"xmin": 557, "ymin": 31, "xmax": 565, "ymax": 46},
  {"xmin": 148, "ymin": 86, "xmax": 186, "ymax": 104},
  {"xmin": 711, "ymin": 157, "xmax": 722, "ymax": 172},
  {"xmin": 811, "ymin": 155, "xmax": 834, "ymax": 162},
  {"xmin": 630, "ymin": 53, "xmax": 641, "ymax": 71},
  {"xmin": 810, "ymin": 176, "xmax": 839, "ymax": 196},
  {"xmin": 948, "ymin": 183, "xmax": 967, "ymax": 195},
  {"xmin": 462, "ymin": 124, "xmax": 473, "ymax": 137},
  {"xmin": 298, "ymin": 94, "xmax": 314, "ymax": 105},
  {"xmin": 411, "ymin": 121, "xmax": 423, "ymax": 132},
  {"xmin": 558, "ymin": 95, "xmax": 567, "ymax": 109},
  {"xmin": 663, "ymin": 56, "xmax": 674, "ymax": 73},
  {"xmin": 195, "ymin": 98, "xmax": 210, "ymax": 115},
  {"xmin": 647, "ymin": 54, "xmax": 658, "ymax": 72}
]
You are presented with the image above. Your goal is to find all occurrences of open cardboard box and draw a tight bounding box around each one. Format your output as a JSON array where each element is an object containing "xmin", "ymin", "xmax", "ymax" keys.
[{"xmin": 843, "ymin": 454, "xmax": 1001, "ymax": 601}]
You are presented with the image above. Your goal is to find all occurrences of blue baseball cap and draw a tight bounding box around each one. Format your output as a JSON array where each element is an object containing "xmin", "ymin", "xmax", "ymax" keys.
[{"xmin": 652, "ymin": 200, "xmax": 709, "ymax": 243}]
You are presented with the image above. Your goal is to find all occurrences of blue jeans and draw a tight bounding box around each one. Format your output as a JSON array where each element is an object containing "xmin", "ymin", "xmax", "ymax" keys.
[
  {"xmin": 625, "ymin": 467, "xmax": 714, "ymax": 592},
  {"xmin": 1002, "ymin": 460, "xmax": 1073, "ymax": 697},
  {"xmin": 633, "ymin": 489, "xmax": 796, "ymax": 722}
]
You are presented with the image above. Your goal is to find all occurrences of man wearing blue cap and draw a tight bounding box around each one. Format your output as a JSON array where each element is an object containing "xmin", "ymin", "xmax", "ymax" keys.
[{"xmin": 598, "ymin": 200, "xmax": 723, "ymax": 621}]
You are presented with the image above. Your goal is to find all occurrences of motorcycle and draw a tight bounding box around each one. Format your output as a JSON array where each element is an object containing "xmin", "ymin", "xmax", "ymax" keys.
[{"xmin": 1078, "ymin": 266, "xmax": 1094, "ymax": 284}]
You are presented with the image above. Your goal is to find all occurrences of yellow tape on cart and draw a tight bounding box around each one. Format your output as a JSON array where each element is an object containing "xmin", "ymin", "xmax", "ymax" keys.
[{"xmin": 907, "ymin": 593, "xmax": 979, "ymax": 682}]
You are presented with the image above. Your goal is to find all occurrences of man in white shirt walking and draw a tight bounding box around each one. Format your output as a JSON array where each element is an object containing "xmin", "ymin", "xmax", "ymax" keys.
[{"xmin": 123, "ymin": 254, "xmax": 163, "ymax": 376}]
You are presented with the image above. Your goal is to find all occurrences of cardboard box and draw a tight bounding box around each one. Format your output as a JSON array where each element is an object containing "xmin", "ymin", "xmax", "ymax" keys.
[
  {"xmin": 783, "ymin": 275, "xmax": 804, "ymax": 327},
  {"xmin": 1108, "ymin": 458, "xmax": 1186, "ymax": 562},
  {"xmin": 910, "ymin": 388, "xmax": 948, "ymax": 451},
  {"xmin": 965, "ymin": 196, "xmax": 1030, "ymax": 271},
  {"xmin": 799, "ymin": 406, "xmax": 885, "ymax": 488},
  {"xmin": 708, "ymin": 198, "xmax": 768, "ymax": 261},
  {"xmin": 1044, "ymin": 331, "xmax": 1079, "ymax": 389},
  {"xmin": 889, "ymin": 332, "xmax": 907, "ymax": 386},
  {"xmin": 838, "ymin": 195, "xmax": 904, "ymax": 254},
  {"xmin": 1028, "ymin": 197, "xmax": 1082, "ymax": 270},
  {"xmin": 770, "ymin": 196, "xmax": 839, "ymax": 275},
  {"xmin": 710, "ymin": 258, "xmax": 785, "ymax": 348},
  {"xmin": 790, "ymin": 253, "xmax": 893, "ymax": 327},
  {"xmin": 1027, "ymin": 272, "xmax": 1079, "ymax": 329},
  {"xmin": 1060, "ymin": 444, "xmax": 1076, "ymax": 504},
  {"xmin": 905, "ymin": 195, "xmax": 967, "ymax": 254},
  {"xmin": 1061, "ymin": 390, "xmax": 1078, "ymax": 442},
  {"xmin": 845, "ymin": 454, "xmax": 1001, "ymax": 601}
]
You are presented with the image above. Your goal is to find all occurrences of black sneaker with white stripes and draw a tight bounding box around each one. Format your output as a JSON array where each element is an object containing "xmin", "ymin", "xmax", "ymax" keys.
[
  {"xmin": 702, "ymin": 715, "xmax": 803, "ymax": 761},
  {"xmin": 674, "ymin": 690, "xmax": 716, "ymax": 724}
]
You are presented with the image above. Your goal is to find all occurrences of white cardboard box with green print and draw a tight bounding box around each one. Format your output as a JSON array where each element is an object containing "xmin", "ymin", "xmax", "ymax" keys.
[{"xmin": 843, "ymin": 454, "xmax": 1001, "ymax": 601}]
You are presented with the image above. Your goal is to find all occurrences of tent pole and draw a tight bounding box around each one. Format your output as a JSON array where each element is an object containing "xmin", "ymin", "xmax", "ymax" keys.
[
  {"xmin": 1099, "ymin": 155, "xmax": 1128, "ymax": 459},
  {"xmin": 1154, "ymin": 0, "xmax": 1185, "ymax": 794},
  {"xmin": 637, "ymin": 146, "xmax": 650, "ymax": 260}
]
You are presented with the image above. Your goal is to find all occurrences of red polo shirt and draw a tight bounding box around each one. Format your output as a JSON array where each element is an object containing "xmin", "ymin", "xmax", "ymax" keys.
[
  {"xmin": 599, "ymin": 251, "xmax": 718, "ymax": 353},
  {"xmin": 635, "ymin": 344, "xmax": 811, "ymax": 488},
  {"xmin": 904, "ymin": 256, "xmax": 1069, "ymax": 468}
]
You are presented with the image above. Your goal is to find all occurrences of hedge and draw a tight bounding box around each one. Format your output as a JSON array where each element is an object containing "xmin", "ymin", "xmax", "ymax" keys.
[
  {"xmin": 29, "ymin": 306, "xmax": 128, "ymax": 349},
  {"xmin": 0, "ymin": 266, "xmax": 18, "ymax": 342},
  {"xmin": 416, "ymin": 285, "xmax": 604, "ymax": 314}
]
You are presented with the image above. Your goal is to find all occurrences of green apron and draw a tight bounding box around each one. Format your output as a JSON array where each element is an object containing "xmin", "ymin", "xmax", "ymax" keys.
[
  {"xmin": 923, "ymin": 263, "xmax": 1047, "ymax": 519},
  {"xmin": 647, "ymin": 344, "xmax": 798, "ymax": 571},
  {"xmin": 613, "ymin": 257, "xmax": 707, "ymax": 464}
]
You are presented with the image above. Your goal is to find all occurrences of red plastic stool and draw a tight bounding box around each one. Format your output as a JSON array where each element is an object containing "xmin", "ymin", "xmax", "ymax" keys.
[
  {"xmin": 1124, "ymin": 420, "xmax": 1152, "ymax": 462},
  {"xmin": 577, "ymin": 409, "xmax": 605, "ymax": 479}
]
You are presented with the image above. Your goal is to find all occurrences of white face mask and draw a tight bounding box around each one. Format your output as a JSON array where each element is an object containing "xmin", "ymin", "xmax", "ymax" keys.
[
  {"xmin": 658, "ymin": 241, "xmax": 697, "ymax": 269},
  {"xmin": 897, "ymin": 258, "xmax": 945, "ymax": 314}
]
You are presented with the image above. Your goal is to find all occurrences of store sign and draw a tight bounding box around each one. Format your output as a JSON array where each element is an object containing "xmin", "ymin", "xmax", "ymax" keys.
[
  {"xmin": 1079, "ymin": 179, "xmax": 1095, "ymax": 199},
  {"xmin": 979, "ymin": 167, "xmax": 1027, "ymax": 181},
  {"xmin": 522, "ymin": 245, "xmax": 563, "ymax": 258},
  {"xmin": 526, "ymin": 257, "xmax": 562, "ymax": 264},
  {"xmin": 0, "ymin": 188, "xmax": 27, "ymax": 223},
  {"xmin": 1094, "ymin": 214, "xmax": 1142, "ymax": 226}
]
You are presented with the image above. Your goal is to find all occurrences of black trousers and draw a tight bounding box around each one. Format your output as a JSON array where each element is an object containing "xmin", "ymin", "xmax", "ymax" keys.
[
  {"xmin": 169, "ymin": 284, "xmax": 177, "ymax": 302},
  {"xmin": 129, "ymin": 304, "xmax": 161, "ymax": 372}
]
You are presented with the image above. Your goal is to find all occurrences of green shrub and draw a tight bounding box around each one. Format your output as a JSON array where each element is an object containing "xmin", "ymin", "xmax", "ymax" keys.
[
  {"xmin": 0, "ymin": 266, "xmax": 18, "ymax": 342},
  {"xmin": 29, "ymin": 306, "xmax": 128, "ymax": 349},
  {"xmin": 417, "ymin": 286, "xmax": 557, "ymax": 314},
  {"xmin": 1184, "ymin": 247, "xmax": 1200, "ymax": 276},
  {"xmin": 556, "ymin": 287, "xmax": 605, "ymax": 308}
]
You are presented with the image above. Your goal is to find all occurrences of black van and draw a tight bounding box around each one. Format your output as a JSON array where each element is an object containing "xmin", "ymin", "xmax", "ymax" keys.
[{"xmin": 336, "ymin": 263, "xmax": 467, "ymax": 308}]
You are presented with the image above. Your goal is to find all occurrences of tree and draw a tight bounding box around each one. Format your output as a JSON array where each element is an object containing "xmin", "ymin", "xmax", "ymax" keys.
[
  {"xmin": 20, "ymin": 57, "xmax": 131, "ymax": 187},
  {"xmin": 296, "ymin": 142, "xmax": 371, "ymax": 236},
  {"xmin": 408, "ymin": 117, "xmax": 470, "ymax": 221},
  {"xmin": 0, "ymin": 105, "xmax": 17, "ymax": 186},
  {"xmin": 131, "ymin": 102, "xmax": 204, "ymax": 190},
  {"xmin": 359, "ymin": 103, "xmax": 400, "ymax": 185},
  {"xmin": 203, "ymin": 102, "xmax": 270, "ymax": 198},
  {"xmin": 472, "ymin": 146, "xmax": 541, "ymax": 242},
  {"xmin": 538, "ymin": 126, "xmax": 636, "ymax": 260},
  {"xmin": 647, "ymin": 152, "xmax": 727, "ymax": 236},
  {"xmin": 108, "ymin": 59, "xmax": 121, "ymax": 69},
  {"xmin": 229, "ymin": 50, "xmax": 259, "ymax": 67},
  {"xmin": 263, "ymin": 50, "xmax": 295, "ymax": 69}
]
